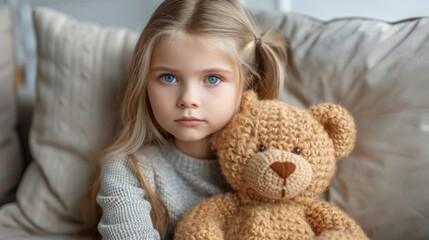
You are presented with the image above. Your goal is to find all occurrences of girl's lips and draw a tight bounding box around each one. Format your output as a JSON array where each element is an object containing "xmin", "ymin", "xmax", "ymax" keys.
[{"xmin": 175, "ymin": 117, "xmax": 204, "ymax": 127}]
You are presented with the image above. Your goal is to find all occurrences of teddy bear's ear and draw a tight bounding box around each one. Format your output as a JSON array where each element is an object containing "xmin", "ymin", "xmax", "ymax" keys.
[
  {"xmin": 310, "ymin": 103, "xmax": 357, "ymax": 159},
  {"xmin": 240, "ymin": 90, "xmax": 258, "ymax": 111}
]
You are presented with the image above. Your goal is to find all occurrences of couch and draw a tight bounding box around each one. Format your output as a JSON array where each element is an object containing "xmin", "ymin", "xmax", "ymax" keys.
[{"xmin": 0, "ymin": 4, "xmax": 428, "ymax": 240}]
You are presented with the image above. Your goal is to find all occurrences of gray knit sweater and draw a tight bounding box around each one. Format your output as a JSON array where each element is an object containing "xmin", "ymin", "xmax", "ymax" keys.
[{"xmin": 97, "ymin": 144, "xmax": 229, "ymax": 240}]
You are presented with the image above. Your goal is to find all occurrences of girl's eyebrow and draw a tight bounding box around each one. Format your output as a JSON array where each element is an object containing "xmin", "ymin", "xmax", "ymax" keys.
[
  {"xmin": 200, "ymin": 68, "xmax": 233, "ymax": 75},
  {"xmin": 150, "ymin": 66, "xmax": 178, "ymax": 72},
  {"xmin": 150, "ymin": 66, "xmax": 233, "ymax": 75}
]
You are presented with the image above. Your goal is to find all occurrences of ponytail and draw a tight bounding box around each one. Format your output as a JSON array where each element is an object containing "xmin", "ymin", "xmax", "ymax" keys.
[{"xmin": 252, "ymin": 28, "xmax": 288, "ymax": 100}]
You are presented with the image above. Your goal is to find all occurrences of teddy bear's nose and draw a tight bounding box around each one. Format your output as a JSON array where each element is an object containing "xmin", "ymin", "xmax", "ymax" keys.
[{"xmin": 270, "ymin": 162, "xmax": 296, "ymax": 179}]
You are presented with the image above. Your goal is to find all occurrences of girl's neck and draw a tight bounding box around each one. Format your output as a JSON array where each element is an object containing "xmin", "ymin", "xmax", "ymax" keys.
[{"xmin": 174, "ymin": 137, "xmax": 216, "ymax": 160}]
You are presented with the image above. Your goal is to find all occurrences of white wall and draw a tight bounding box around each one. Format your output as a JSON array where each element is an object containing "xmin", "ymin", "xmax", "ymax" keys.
[
  {"xmin": 239, "ymin": 0, "xmax": 278, "ymax": 11},
  {"xmin": 282, "ymin": 0, "xmax": 429, "ymax": 21}
]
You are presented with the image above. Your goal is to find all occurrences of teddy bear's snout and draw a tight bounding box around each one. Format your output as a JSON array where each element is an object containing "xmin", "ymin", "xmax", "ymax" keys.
[
  {"xmin": 244, "ymin": 149, "xmax": 313, "ymax": 199},
  {"xmin": 270, "ymin": 162, "xmax": 296, "ymax": 179}
]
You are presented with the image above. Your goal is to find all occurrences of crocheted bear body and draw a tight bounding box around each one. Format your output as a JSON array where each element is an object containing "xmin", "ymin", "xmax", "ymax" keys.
[{"xmin": 227, "ymin": 197, "xmax": 315, "ymax": 239}]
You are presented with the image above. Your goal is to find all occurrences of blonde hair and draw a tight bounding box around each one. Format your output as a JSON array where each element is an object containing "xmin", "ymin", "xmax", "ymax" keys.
[{"xmin": 80, "ymin": 0, "xmax": 288, "ymax": 239}]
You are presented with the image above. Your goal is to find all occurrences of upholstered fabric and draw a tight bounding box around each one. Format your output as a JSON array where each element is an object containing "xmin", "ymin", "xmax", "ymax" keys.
[
  {"xmin": 0, "ymin": 225, "xmax": 78, "ymax": 240},
  {"xmin": 0, "ymin": 7, "xmax": 138, "ymax": 235},
  {"xmin": 0, "ymin": 4, "xmax": 23, "ymax": 206},
  {"xmin": 254, "ymin": 10, "xmax": 429, "ymax": 240}
]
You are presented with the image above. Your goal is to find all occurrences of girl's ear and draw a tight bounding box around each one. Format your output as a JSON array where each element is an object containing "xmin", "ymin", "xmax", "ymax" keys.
[
  {"xmin": 240, "ymin": 90, "xmax": 258, "ymax": 112},
  {"xmin": 310, "ymin": 103, "xmax": 357, "ymax": 159}
]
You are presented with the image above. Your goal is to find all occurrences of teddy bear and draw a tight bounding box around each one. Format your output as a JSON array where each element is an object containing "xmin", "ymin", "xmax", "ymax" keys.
[{"xmin": 174, "ymin": 91, "xmax": 368, "ymax": 240}]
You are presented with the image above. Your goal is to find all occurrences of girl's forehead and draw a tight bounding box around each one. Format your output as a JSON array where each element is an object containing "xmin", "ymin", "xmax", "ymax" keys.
[{"xmin": 156, "ymin": 33, "xmax": 238, "ymax": 61}]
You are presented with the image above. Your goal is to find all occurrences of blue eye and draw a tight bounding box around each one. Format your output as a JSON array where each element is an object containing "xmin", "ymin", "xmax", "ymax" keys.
[
  {"xmin": 160, "ymin": 74, "xmax": 176, "ymax": 83},
  {"xmin": 206, "ymin": 75, "xmax": 221, "ymax": 85}
]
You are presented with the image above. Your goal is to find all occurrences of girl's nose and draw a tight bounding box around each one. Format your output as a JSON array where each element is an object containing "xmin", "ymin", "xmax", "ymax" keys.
[{"xmin": 177, "ymin": 85, "xmax": 200, "ymax": 109}]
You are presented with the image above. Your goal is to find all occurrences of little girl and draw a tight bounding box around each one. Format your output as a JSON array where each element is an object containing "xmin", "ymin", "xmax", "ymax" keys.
[{"xmin": 84, "ymin": 0, "xmax": 289, "ymax": 239}]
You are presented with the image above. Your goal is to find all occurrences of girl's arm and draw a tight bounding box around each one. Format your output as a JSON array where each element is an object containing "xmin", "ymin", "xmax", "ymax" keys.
[{"xmin": 97, "ymin": 156, "xmax": 160, "ymax": 240}]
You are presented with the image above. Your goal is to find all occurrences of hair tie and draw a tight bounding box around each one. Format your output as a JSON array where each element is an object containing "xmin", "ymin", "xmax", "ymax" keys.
[{"xmin": 255, "ymin": 36, "xmax": 262, "ymax": 47}]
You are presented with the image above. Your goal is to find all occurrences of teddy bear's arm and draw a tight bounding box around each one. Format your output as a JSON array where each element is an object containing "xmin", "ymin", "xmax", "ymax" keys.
[
  {"xmin": 304, "ymin": 200, "xmax": 368, "ymax": 240},
  {"xmin": 174, "ymin": 193, "xmax": 238, "ymax": 240}
]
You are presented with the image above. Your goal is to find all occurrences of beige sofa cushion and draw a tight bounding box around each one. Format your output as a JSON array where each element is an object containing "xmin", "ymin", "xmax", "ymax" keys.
[
  {"xmin": 0, "ymin": 225, "xmax": 77, "ymax": 240},
  {"xmin": 0, "ymin": 7, "xmax": 138, "ymax": 234},
  {"xmin": 0, "ymin": 5, "xmax": 23, "ymax": 206},
  {"xmin": 254, "ymin": 11, "xmax": 429, "ymax": 239}
]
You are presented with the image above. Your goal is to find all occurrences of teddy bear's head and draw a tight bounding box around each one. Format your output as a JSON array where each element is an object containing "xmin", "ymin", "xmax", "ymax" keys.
[{"xmin": 212, "ymin": 91, "xmax": 356, "ymax": 201}]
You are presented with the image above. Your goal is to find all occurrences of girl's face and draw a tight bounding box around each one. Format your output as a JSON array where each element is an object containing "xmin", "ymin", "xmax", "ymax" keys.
[{"xmin": 147, "ymin": 35, "xmax": 241, "ymax": 158}]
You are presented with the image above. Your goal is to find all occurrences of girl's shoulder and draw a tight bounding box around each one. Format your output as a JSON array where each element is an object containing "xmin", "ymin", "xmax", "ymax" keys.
[
  {"xmin": 100, "ymin": 145, "xmax": 166, "ymax": 186},
  {"xmin": 101, "ymin": 145, "xmax": 165, "ymax": 174}
]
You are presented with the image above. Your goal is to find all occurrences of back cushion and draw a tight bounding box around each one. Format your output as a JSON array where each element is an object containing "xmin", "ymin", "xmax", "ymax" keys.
[
  {"xmin": 254, "ymin": 10, "xmax": 429, "ymax": 240},
  {"xmin": 0, "ymin": 7, "xmax": 138, "ymax": 233}
]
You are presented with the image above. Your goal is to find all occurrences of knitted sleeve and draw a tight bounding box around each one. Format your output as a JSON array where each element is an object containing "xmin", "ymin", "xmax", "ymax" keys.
[{"xmin": 97, "ymin": 155, "xmax": 160, "ymax": 240}]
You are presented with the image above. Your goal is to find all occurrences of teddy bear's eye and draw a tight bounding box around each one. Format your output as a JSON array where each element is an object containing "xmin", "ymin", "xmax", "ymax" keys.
[
  {"xmin": 292, "ymin": 147, "xmax": 301, "ymax": 155},
  {"xmin": 258, "ymin": 144, "xmax": 266, "ymax": 152}
]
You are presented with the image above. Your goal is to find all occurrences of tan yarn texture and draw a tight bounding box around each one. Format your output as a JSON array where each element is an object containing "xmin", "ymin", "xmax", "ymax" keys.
[{"xmin": 174, "ymin": 91, "xmax": 367, "ymax": 240}]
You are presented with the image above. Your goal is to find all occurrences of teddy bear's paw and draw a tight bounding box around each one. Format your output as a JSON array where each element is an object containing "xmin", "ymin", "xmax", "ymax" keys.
[
  {"xmin": 174, "ymin": 223, "xmax": 224, "ymax": 240},
  {"xmin": 315, "ymin": 230, "xmax": 368, "ymax": 240}
]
